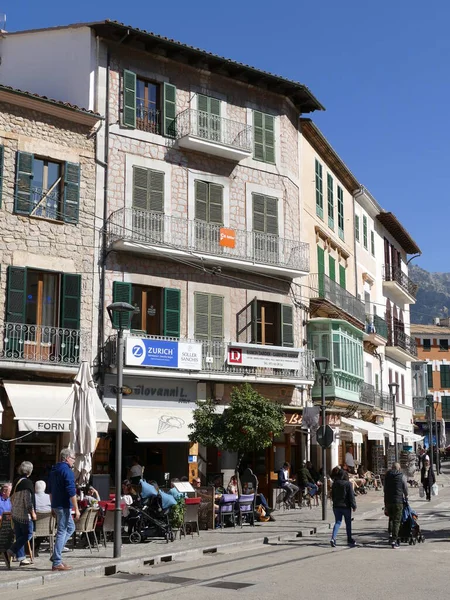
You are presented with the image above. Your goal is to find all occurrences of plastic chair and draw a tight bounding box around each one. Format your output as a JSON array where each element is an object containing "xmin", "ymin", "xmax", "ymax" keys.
[
  {"xmin": 236, "ymin": 494, "xmax": 255, "ymax": 527},
  {"xmin": 215, "ymin": 494, "xmax": 237, "ymax": 529},
  {"xmin": 32, "ymin": 512, "xmax": 56, "ymax": 558}
]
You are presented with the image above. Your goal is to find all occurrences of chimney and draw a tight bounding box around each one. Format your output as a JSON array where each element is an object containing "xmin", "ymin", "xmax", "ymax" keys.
[{"xmin": 434, "ymin": 318, "xmax": 440, "ymax": 326}]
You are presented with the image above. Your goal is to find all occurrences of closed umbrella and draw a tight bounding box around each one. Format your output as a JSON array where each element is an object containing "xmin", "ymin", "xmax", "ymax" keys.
[{"xmin": 70, "ymin": 361, "xmax": 98, "ymax": 485}]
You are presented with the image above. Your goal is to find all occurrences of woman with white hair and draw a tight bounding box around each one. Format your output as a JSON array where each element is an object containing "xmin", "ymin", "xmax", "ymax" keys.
[
  {"xmin": 7, "ymin": 461, "xmax": 36, "ymax": 567},
  {"xmin": 35, "ymin": 480, "xmax": 51, "ymax": 512}
]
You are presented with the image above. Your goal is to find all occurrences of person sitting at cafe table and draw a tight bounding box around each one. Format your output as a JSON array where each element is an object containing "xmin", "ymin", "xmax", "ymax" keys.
[
  {"xmin": 84, "ymin": 486, "xmax": 101, "ymax": 505},
  {"xmin": 191, "ymin": 477, "xmax": 201, "ymax": 489},
  {"xmin": 227, "ymin": 475, "xmax": 238, "ymax": 495},
  {"xmin": 0, "ymin": 482, "xmax": 12, "ymax": 517}
]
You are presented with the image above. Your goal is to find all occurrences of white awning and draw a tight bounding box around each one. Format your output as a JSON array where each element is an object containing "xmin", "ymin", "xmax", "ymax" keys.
[
  {"xmin": 339, "ymin": 428, "xmax": 363, "ymax": 444},
  {"xmin": 108, "ymin": 405, "xmax": 195, "ymax": 443},
  {"xmin": 341, "ymin": 417, "xmax": 385, "ymax": 441},
  {"xmin": 400, "ymin": 432, "xmax": 424, "ymax": 443},
  {"xmin": 4, "ymin": 381, "xmax": 110, "ymax": 433}
]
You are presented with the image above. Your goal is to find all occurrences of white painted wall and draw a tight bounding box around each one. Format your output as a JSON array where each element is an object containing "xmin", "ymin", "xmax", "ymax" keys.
[{"xmin": 0, "ymin": 27, "xmax": 96, "ymax": 110}]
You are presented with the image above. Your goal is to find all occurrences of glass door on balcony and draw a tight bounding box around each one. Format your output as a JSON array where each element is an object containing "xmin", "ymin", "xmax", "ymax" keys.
[
  {"xmin": 136, "ymin": 79, "xmax": 160, "ymax": 134},
  {"xmin": 194, "ymin": 180, "xmax": 223, "ymax": 253},
  {"xmin": 132, "ymin": 166, "xmax": 165, "ymax": 243},
  {"xmin": 25, "ymin": 270, "xmax": 59, "ymax": 358},
  {"xmin": 130, "ymin": 285, "xmax": 163, "ymax": 335},
  {"xmin": 197, "ymin": 94, "xmax": 221, "ymax": 142},
  {"xmin": 252, "ymin": 194, "xmax": 279, "ymax": 264},
  {"xmin": 32, "ymin": 158, "xmax": 62, "ymax": 220}
]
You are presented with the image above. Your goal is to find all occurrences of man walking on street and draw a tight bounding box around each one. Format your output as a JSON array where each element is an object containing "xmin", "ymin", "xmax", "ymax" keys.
[
  {"xmin": 384, "ymin": 461, "xmax": 408, "ymax": 549},
  {"xmin": 47, "ymin": 448, "xmax": 80, "ymax": 571}
]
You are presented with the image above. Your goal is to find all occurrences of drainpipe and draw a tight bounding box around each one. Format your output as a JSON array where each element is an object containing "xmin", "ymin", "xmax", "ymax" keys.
[{"xmin": 99, "ymin": 30, "xmax": 130, "ymax": 389}]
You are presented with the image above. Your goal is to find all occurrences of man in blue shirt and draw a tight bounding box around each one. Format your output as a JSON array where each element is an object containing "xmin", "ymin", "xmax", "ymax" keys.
[{"xmin": 0, "ymin": 482, "xmax": 12, "ymax": 516}]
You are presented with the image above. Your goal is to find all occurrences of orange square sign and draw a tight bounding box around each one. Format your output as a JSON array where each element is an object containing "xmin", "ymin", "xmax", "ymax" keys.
[{"xmin": 220, "ymin": 227, "xmax": 236, "ymax": 248}]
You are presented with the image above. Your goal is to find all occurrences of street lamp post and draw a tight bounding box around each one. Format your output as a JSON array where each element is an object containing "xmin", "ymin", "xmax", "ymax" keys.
[
  {"xmin": 315, "ymin": 357, "xmax": 330, "ymax": 521},
  {"xmin": 107, "ymin": 301, "xmax": 136, "ymax": 559},
  {"xmin": 433, "ymin": 400, "xmax": 440, "ymax": 476},
  {"xmin": 426, "ymin": 395, "xmax": 434, "ymax": 472},
  {"xmin": 388, "ymin": 382, "xmax": 400, "ymax": 463}
]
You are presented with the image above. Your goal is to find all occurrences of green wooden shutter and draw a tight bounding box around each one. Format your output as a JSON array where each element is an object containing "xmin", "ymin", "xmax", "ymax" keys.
[
  {"xmin": 339, "ymin": 265, "xmax": 346, "ymax": 290},
  {"xmin": 315, "ymin": 159, "xmax": 323, "ymax": 218},
  {"xmin": 253, "ymin": 110, "xmax": 264, "ymax": 161},
  {"xmin": 355, "ymin": 214, "xmax": 360, "ymax": 242},
  {"xmin": 123, "ymin": 70, "xmax": 136, "ymax": 128},
  {"xmin": 60, "ymin": 273, "xmax": 81, "ymax": 364},
  {"xmin": 363, "ymin": 215, "xmax": 368, "ymax": 249},
  {"xmin": 194, "ymin": 292, "xmax": 210, "ymax": 340},
  {"xmin": 208, "ymin": 183, "xmax": 223, "ymax": 224},
  {"xmin": 251, "ymin": 298, "xmax": 258, "ymax": 344},
  {"xmin": 6, "ymin": 266, "xmax": 27, "ymax": 323},
  {"xmin": 15, "ymin": 151, "xmax": 33, "ymax": 215},
  {"xmin": 198, "ymin": 94, "xmax": 208, "ymax": 113},
  {"xmin": 163, "ymin": 288, "xmax": 181, "ymax": 338},
  {"xmin": 427, "ymin": 363, "xmax": 433, "ymax": 388},
  {"xmin": 210, "ymin": 294, "xmax": 224, "ymax": 341},
  {"xmin": 252, "ymin": 193, "xmax": 266, "ymax": 232},
  {"xmin": 0, "ymin": 145, "xmax": 4, "ymax": 208},
  {"xmin": 337, "ymin": 186, "xmax": 344, "ymax": 238},
  {"xmin": 253, "ymin": 111, "xmax": 274, "ymax": 163},
  {"xmin": 149, "ymin": 170, "xmax": 164, "ymax": 212},
  {"xmin": 60, "ymin": 274, "xmax": 82, "ymax": 330},
  {"xmin": 195, "ymin": 180, "xmax": 208, "ymax": 221},
  {"xmin": 63, "ymin": 162, "xmax": 80, "ymax": 223},
  {"xmin": 317, "ymin": 246, "xmax": 325, "ymax": 297},
  {"xmin": 265, "ymin": 196, "xmax": 278, "ymax": 235},
  {"xmin": 264, "ymin": 114, "xmax": 275, "ymax": 164},
  {"xmin": 163, "ymin": 82, "xmax": 177, "ymax": 137},
  {"xmin": 112, "ymin": 281, "xmax": 133, "ymax": 329},
  {"xmin": 133, "ymin": 166, "xmax": 149, "ymax": 209},
  {"xmin": 329, "ymin": 256, "xmax": 336, "ymax": 282},
  {"xmin": 327, "ymin": 173, "xmax": 334, "ymax": 229},
  {"xmin": 281, "ymin": 304, "xmax": 294, "ymax": 347}
]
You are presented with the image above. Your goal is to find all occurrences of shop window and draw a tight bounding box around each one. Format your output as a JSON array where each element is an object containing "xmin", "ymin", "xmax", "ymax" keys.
[{"xmin": 112, "ymin": 282, "xmax": 180, "ymax": 337}]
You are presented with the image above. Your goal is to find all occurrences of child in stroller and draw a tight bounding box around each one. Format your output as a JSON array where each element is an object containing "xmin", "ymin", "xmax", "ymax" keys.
[
  {"xmin": 126, "ymin": 480, "xmax": 177, "ymax": 544},
  {"xmin": 398, "ymin": 502, "xmax": 424, "ymax": 545}
]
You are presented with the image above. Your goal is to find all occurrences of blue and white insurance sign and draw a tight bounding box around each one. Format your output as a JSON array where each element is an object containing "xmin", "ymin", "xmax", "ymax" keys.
[{"xmin": 125, "ymin": 337, "xmax": 203, "ymax": 371}]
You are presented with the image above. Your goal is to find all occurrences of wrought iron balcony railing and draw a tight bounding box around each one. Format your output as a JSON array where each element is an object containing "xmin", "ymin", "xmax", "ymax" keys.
[
  {"xmin": 136, "ymin": 102, "xmax": 160, "ymax": 134},
  {"xmin": 105, "ymin": 334, "xmax": 315, "ymax": 381},
  {"xmin": 384, "ymin": 265, "xmax": 418, "ymax": 299},
  {"xmin": 365, "ymin": 314, "xmax": 388, "ymax": 339},
  {"xmin": 360, "ymin": 382, "xmax": 376, "ymax": 406},
  {"xmin": 107, "ymin": 208, "xmax": 310, "ymax": 273},
  {"xmin": 174, "ymin": 108, "xmax": 253, "ymax": 153},
  {"xmin": 309, "ymin": 273, "xmax": 365, "ymax": 323},
  {"xmin": 0, "ymin": 323, "xmax": 85, "ymax": 365},
  {"xmin": 375, "ymin": 391, "xmax": 393, "ymax": 412},
  {"xmin": 387, "ymin": 325, "xmax": 418, "ymax": 357}
]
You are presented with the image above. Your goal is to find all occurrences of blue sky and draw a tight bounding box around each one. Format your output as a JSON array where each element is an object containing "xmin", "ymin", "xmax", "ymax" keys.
[{"xmin": 5, "ymin": 1, "xmax": 448, "ymax": 272}]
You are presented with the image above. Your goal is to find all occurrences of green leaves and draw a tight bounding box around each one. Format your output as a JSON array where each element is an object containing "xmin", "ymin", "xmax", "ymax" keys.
[{"xmin": 189, "ymin": 383, "xmax": 285, "ymax": 455}]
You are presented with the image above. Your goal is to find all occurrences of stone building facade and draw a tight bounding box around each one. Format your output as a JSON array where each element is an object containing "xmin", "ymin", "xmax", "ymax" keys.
[{"xmin": 0, "ymin": 86, "xmax": 103, "ymax": 480}]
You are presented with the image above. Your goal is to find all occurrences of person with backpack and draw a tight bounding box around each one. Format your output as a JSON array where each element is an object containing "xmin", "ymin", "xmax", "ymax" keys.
[{"xmin": 330, "ymin": 467, "xmax": 357, "ymax": 548}]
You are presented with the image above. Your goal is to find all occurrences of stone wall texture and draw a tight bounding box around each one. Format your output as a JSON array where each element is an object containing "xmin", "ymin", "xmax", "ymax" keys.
[{"xmin": 0, "ymin": 100, "xmax": 97, "ymax": 360}]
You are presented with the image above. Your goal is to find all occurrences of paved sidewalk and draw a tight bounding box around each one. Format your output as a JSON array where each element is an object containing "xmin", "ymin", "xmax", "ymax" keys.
[
  {"xmin": 3, "ymin": 471, "xmax": 447, "ymax": 590},
  {"xmin": 0, "ymin": 490, "xmax": 382, "ymax": 589}
]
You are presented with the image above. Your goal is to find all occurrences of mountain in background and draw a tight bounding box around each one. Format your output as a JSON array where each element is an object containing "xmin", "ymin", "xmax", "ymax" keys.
[{"xmin": 409, "ymin": 264, "xmax": 450, "ymax": 324}]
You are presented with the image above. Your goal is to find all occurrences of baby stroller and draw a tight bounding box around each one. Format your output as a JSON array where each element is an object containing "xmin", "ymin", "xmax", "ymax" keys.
[
  {"xmin": 127, "ymin": 481, "xmax": 176, "ymax": 544},
  {"xmin": 398, "ymin": 502, "xmax": 424, "ymax": 545}
]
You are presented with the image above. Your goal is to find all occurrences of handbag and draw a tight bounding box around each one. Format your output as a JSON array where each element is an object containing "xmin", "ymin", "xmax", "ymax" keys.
[
  {"xmin": 431, "ymin": 483, "xmax": 438, "ymax": 497},
  {"xmin": 419, "ymin": 485, "xmax": 425, "ymax": 498}
]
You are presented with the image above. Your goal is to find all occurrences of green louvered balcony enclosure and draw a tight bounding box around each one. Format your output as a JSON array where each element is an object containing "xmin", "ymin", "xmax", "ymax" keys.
[{"xmin": 308, "ymin": 318, "xmax": 365, "ymax": 406}]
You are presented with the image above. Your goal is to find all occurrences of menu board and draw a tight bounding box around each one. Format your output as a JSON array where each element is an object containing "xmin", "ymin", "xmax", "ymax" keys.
[
  {"xmin": 196, "ymin": 487, "xmax": 215, "ymax": 530},
  {"xmin": 0, "ymin": 512, "xmax": 14, "ymax": 553}
]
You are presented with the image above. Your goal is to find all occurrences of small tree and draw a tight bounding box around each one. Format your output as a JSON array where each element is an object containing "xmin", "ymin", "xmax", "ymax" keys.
[{"xmin": 189, "ymin": 383, "xmax": 285, "ymax": 474}]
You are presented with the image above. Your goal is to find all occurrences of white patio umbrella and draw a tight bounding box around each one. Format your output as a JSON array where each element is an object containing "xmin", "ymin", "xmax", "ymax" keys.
[{"xmin": 70, "ymin": 361, "xmax": 98, "ymax": 485}]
